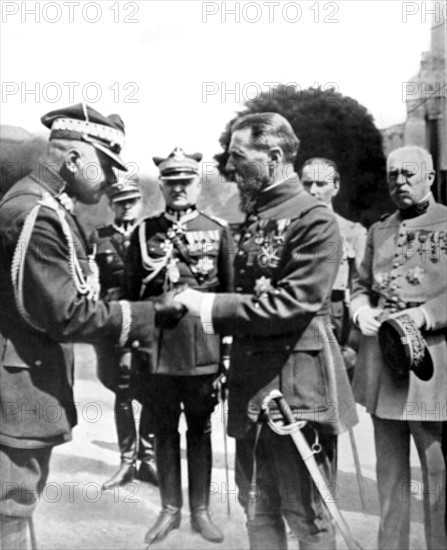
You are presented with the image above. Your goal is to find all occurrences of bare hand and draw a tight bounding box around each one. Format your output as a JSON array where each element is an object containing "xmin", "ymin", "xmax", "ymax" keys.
[{"xmin": 357, "ymin": 307, "xmax": 383, "ymax": 336}]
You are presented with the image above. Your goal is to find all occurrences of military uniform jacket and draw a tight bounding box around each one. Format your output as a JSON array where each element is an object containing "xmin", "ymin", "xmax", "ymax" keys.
[
  {"xmin": 90, "ymin": 222, "xmax": 135, "ymax": 301},
  {"xmin": 330, "ymin": 214, "xmax": 367, "ymax": 346},
  {"xmin": 125, "ymin": 208, "xmax": 234, "ymax": 376},
  {"xmin": 0, "ymin": 169, "xmax": 155, "ymax": 449},
  {"xmin": 210, "ymin": 177, "xmax": 358, "ymax": 438},
  {"xmin": 351, "ymin": 195, "xmax": 447, "ymax": 420},
  {"xmin": 333, "ymin": 213, "xmax": 367, "ymax": 292}
]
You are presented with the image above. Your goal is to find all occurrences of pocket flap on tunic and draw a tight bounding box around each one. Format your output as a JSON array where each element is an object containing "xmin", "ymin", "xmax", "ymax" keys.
[{"xmin": 1, "ymin": 339, "xmax": 30, "ymax": 368}]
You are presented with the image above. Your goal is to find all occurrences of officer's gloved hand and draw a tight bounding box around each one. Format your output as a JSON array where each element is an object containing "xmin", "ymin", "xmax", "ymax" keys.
[
  {"xmin": 356, "ymin": 306, "xmax": 383, "ymax": 336},
  {"xmin": 154, "ymin": 296, "xmax": 187, "ymax": 329}
]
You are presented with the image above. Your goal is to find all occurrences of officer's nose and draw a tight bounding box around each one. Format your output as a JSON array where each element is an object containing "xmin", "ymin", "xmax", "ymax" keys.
[
  {"xmin": 226, "ymin": 156, "xmax": 235, "ymax": 173},
  {"xmin": 108, "ymin": 169, "xmax": 118, "ymax": 185},
  {"xmin": 309, "ymin": 182, "xmax": 318, "ymax": 195},
  {"xmin": 395, "ymin": 172, "xmax": 407, "ymax": 186}
]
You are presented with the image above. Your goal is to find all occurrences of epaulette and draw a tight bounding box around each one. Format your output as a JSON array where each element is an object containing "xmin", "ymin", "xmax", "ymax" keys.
[
  {"xmin": 96, "ymin": 225, "xmax": 115, "ymax": 238},
  {"xmin": 199, "ymin": 211, "xmax": 229, "ymax": 227},
  {"xmin": 380, "ymin": 213, "xmax": 391, "ymax": 221}
]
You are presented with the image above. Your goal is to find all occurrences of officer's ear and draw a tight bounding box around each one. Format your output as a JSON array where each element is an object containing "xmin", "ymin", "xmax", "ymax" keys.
[
  {"xmin": 65, "ymin": 149, "xmax": 82, "ymax": 173},
  {"xmin": 426, "ymin": 170, "xmax": 435, "ymax": 187},
  {"xmin": 332, "ymin": 176, "xmax": 340, "ymax": 196},
  {"xmin": 268, "ymin": 146, "xmax": 284, "ymax": 164}
]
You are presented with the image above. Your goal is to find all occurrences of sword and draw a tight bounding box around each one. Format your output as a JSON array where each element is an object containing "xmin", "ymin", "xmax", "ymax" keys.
[
  {"xmin": 348, "ymin": 427, "xmax": 367, "ymax": 510},
  {"xmin": 262, "ymin": 390, "xmax": 364, "ymax": 550},
  {"xmin": 214, "ymin": 356, "xmax": 231, "ymax": 517}
]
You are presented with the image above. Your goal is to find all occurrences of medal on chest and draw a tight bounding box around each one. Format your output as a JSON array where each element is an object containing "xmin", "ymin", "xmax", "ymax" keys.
[{"xmin": 166, "ymin": 257, "xmax": 181, "ymax": 284}]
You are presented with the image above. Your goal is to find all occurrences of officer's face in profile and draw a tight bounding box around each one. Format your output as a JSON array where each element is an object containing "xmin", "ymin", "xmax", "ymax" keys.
[
  {"xmin": 387, "ymin": 149, "xmax": 435, "ymax": 209},
  {"xmin": 112, "ymin": 197, "xmax": 141, "ymax": 223},
  {"xmin": 67, "ymin": 144, "xmax": 118, "ymax": 205},
  {"xmin": 301, "ymin": 163, "xmax": 339, "ymax": 206},
  {"xmin": 160, "ymin": 177, "xmax": 201, "ymax": 210},
  {"xmin": 226, "ymin": 128, "xmax": 271, "ymax": 214}
]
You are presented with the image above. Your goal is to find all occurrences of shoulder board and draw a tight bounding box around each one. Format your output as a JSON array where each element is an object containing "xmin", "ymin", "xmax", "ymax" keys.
[
  {"xmin": 199, "ymin": 211, "xmax": 229, "ymax": 227},
  {"xmin": 96, "ymin": 225, "xmax": 115, "ymax": 238},
  {"xmin": 380, "ymin": 212, "xmax": 391, "ymax": 221}
]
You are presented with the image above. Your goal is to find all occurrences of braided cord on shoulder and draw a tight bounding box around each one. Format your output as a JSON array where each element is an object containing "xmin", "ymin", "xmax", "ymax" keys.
[{"xmin": 10, "ymin": 194, "xmax": 100, "ymax": 332}]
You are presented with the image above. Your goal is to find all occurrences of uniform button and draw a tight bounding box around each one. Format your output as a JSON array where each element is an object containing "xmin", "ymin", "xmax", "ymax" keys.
[
  {"xmin": 239, "ymin": 269, "xmax": 246, "ymax": 274},
  {"xmin": 35, "ymin": 360, "xmax": 42, "ymax": 366},
  {"xmin": 238, "ymin": 250, "xmax": 244, "ymax": 256},
  {"xmin": 236, "ymin": 286, "xmax": 243, "ymax": 292},
  {"xmin": 131, "ymin": 340, "xmax": 140, "ymax": 349},
  {"xmin": 285, "ymin": 345, "xmax": 291, "ymax": 351}
]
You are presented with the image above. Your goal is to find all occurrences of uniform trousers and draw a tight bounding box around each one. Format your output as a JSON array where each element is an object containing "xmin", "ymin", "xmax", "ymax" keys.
[
  {"xmin": 143, "ymin": 374, "xmax": 218, "ymax": 511},
  {"xmin": 0, "ymin": 445, "xmax": 52, "ymax": 518},
  {"xmin": 0, "ymin": 445, "xmax": 52, "ymax": 548},
  {"xmin": 235, "ymin": 424, "xmax": 337, "ymax": 550},
  {"xmin": 96, "ymin": 347, "xmax": 155, "ymax": 465},
  {"xmin": 372, "ymin": 416, "xmax": 446, "ymax": 550}
]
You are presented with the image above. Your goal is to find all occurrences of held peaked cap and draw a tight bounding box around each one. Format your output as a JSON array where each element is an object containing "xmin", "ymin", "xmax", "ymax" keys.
[
  {"xmin": 153, "ymin": 146, "xmax": 202, "ymax": 180},
  {"xmin": 378, "ymin": 314, "xmax": 433, "ymax": 382},
  {"xmin": 41, "ymin": 103, "xmax": 127, "ymax": 171}
]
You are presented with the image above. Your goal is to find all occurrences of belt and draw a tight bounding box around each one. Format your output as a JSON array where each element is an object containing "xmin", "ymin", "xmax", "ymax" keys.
[
  {"xmin": 331, "ymin": 289, "xmax": 346, "ymax": 301},
  {"xmin": 379, "ymin": 297, "xmax": 424, "ymax": 312}
]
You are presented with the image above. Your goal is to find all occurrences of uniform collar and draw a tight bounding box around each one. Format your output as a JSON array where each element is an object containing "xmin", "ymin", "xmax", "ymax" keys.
[
  {"xmin": 255, "ymin": 174, "xmax": 302, "ymax": 213},
  {"xmin": 164, "ymin": 206, "xmax": 199, "ymax": 225},
  {"xmin": 398, "ymin": 193, "xmax": 434, "ymax": 220},
  {"xmin": 28, "ymin": 164, "xmax": 75, "ymax": 213},
  {"xmin": 112, "ymin": 220, "xmax": 137, "ymax": 235}
]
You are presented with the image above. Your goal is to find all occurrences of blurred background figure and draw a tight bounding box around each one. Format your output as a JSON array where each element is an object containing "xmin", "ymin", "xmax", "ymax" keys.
[
  {"xmin": 301, "ymin": 157, "xmax": 367, "ymax": 378},
  {"xmin": 90, "ymin": 180, "xmax": 158, "ymax": 490}
]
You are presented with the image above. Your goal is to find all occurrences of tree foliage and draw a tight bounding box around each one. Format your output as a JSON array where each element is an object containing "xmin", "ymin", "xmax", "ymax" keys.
[{"xmin": 215, "ymin": 85, "xmax": 393, "ymax": 227}]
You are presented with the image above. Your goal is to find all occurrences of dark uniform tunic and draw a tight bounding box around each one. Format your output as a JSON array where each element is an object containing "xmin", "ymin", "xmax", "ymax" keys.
[
  {"xmin": 208, "ymin": 177, "xmax": 358, "ymax": 546},
  {"xmin": 124, "ymin": 207, "xmax": 234, "ymax": 514},
  {"xmin": 90, "ymin": 221, "xmax": 155, "ymax": 466},
  {"xmin": 90, "ymin": 222, "xmax": 134, "ymax": 390},
  {"xmin": 125, "ymin": 208, "xmax": 234, "ymax": 377},
  {"xmin": 0, "ymin": 169, "xmax": 154, "ymax": 517}
]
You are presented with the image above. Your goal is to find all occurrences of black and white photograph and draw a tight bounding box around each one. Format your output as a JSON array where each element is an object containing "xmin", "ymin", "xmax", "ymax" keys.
[{"xmin": 0, "ymin": 1, "xmax": 446, "ymax": 549}]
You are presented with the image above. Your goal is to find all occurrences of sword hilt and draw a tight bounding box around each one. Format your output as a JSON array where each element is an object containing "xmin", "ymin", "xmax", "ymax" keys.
[
  {"xmin": 262, "ymin": 390, "xmax": 307, "ymax": 435},
  {"xmin": 272, "ymin": 393, "xmax": 295, "ymax": 425}
]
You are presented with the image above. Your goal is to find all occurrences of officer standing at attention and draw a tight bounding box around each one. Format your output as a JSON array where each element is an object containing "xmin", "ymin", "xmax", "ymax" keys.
[
  {"xmin": 351, "ymin": 146, "xmax": 447, "ymax": 549},
  {"xmin": 175, "ymin": 113, "xmax": 358, "ymax": 550},
  {"xmin": 301, "ymin": 157, "xmax": 367, "ymax": 375},
  {"xmin": 90, "ymin": 180, "xmax": 157, "ymax": 489},
  {"xmin": 0, "ymin": 104, "xmax": 184, "ymax": 549},
  {"xmin": 124, "ymin": 147, "xmax": 234, "ymax": 547}
]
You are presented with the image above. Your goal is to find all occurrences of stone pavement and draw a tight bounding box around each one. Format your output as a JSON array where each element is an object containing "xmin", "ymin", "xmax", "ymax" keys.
[{"xmin": 32, "ymin": 345, "xmax": 426, "ymax": 549}]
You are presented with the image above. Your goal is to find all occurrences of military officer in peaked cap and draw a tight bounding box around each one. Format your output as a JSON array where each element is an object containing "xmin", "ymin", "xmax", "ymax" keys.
[
  {"xmin": 0, "ymin": 104, "xmax": 184, "ymax": 549},
  {"xmin": 301, "ymin": 157, "xmax": 367, "ymax": 376},
  {"xmin": 123, "ymin": 147, "xmax": 234, "ymax": 546},
  {"xmin": 351, "ymin": 146, "xmax": 447, "ymax": 549},
  {"xmin": 90, "ymin": 179, "xmax": 157, "ymax": 490}
]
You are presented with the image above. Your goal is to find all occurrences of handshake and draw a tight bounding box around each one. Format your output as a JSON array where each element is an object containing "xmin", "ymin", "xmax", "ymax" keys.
[{"xmin": 153, "ymin": 287, "xmax": 204, "ymax": 329}]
